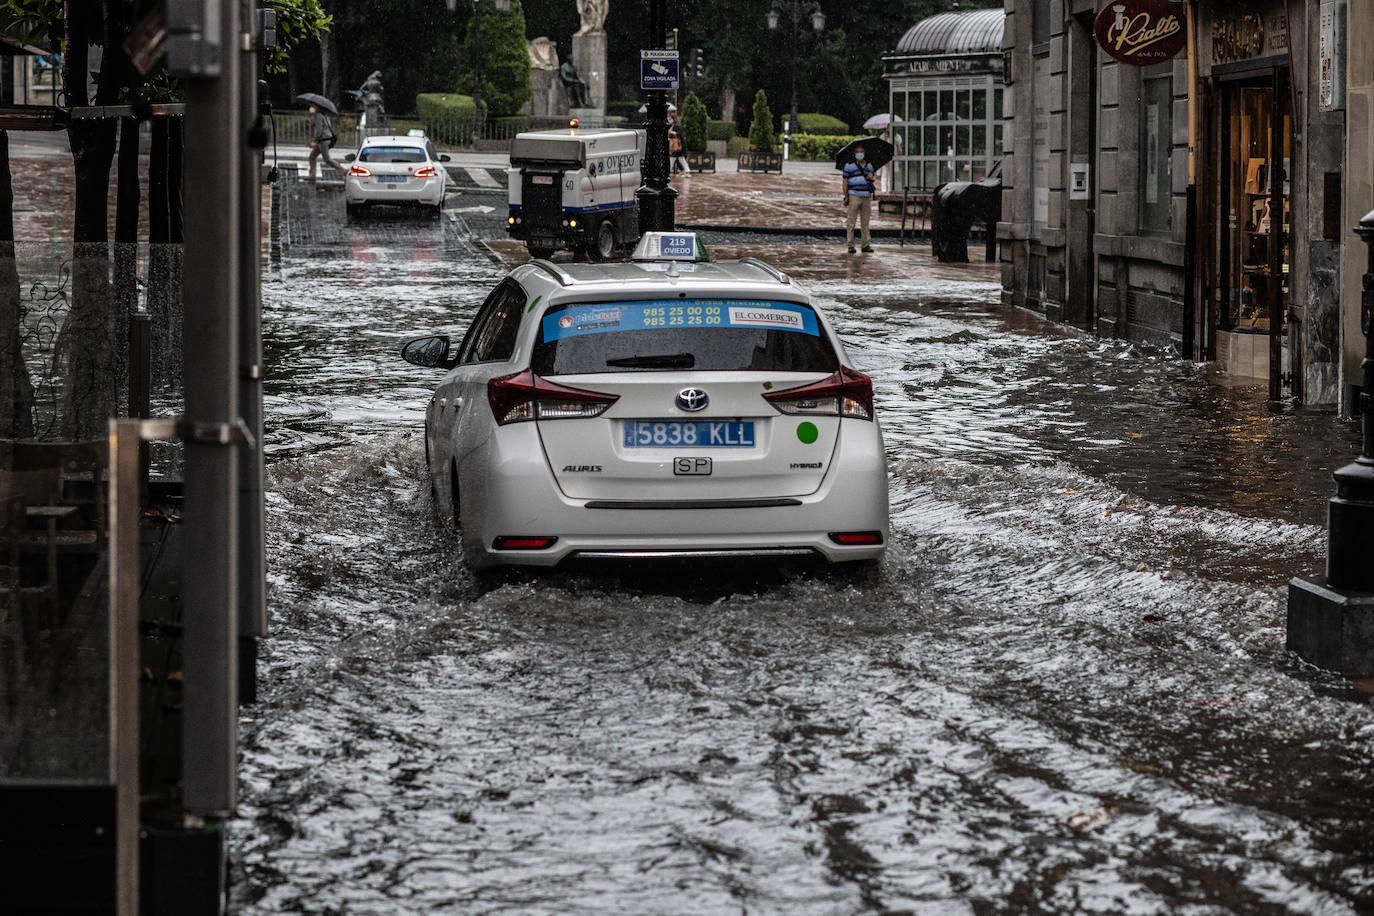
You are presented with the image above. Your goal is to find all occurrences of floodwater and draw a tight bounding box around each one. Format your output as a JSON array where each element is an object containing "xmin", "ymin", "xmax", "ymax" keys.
[{"xmin": 231, "ymin": 210, "xmax": 1374, "ymax": 914}]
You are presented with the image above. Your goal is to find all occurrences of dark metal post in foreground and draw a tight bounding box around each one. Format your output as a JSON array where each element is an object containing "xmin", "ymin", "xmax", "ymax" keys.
[
  {"xmin": 239, "ymin": 0, "xmax": 267, "ymax": 704},
  {"xmin": 177, "ymin": 0, "xmax": 242, "ymax": 814},
  {"xmin": 1287, "ymin": 209, "xmax": 1374, "ymax": 674},
  {"xmin": 636, "ymin": 0, "xmax": 676, "ymax": 232}
]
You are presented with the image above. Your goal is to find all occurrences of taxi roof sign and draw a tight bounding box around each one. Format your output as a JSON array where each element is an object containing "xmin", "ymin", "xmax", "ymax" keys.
[{"xmin": 631, "ymin": 231, "xmax": 709, "ymax": 262}]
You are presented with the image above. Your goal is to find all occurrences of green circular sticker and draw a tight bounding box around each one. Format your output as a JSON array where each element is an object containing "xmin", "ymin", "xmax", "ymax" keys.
[{"xmin": 796, "ymin": 421, "xmax": 819, "ymax": 444}]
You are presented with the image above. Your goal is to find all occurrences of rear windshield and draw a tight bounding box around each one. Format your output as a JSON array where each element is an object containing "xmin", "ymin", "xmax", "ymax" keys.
[
  {"xmin": 358, "ymin": 146, "xmax": 426, "ymax": 163},
  {"xmin": 532, "ymin": 299, "xmax": 839, "ymax": 375}
]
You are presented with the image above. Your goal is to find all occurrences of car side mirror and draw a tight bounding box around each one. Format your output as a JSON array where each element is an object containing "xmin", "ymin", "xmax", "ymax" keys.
[
  {"xmin": 344, "ymin": 153, "xmax": 356, "ymax": 162},
  {"xmin": 438, "ymin": 154, "xmax": 451, "ymax": 162},
  {"xmin": 401, "ymin": 335, "xmax": 453, "ymax": 368}
]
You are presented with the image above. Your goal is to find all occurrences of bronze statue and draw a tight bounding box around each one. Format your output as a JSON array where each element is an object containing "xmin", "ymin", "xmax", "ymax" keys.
[{"xmin": 559, "ymin": 60, "xmax": 589, "ymax": 109}]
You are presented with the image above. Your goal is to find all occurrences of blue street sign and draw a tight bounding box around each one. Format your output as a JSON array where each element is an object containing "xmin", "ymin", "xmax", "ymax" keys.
[{"xmin": 640, "ymin": 51, "xmax": 680, "ymax": 90}]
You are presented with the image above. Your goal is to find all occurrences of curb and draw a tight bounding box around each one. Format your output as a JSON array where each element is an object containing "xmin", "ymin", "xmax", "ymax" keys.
[{"xmin": 680, "ymin": 223, "xmax": 932, "ymax": 241}]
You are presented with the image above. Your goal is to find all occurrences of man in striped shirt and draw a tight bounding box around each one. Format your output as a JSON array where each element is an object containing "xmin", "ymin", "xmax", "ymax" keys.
[{"xmin": 842, "ymin": 145, "xmax": 876, "ymax": 254}]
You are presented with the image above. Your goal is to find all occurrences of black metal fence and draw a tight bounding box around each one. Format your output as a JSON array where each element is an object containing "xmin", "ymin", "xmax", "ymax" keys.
[{"xmin": 269, "ymin": 111, "xmax": 630, "ymax": 151}]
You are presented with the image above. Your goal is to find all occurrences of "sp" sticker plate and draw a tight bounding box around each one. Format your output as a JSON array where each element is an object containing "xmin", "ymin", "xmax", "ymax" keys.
[{"xmin": 673, "ymin": 457, "xmax": 712, "ymax": 476}]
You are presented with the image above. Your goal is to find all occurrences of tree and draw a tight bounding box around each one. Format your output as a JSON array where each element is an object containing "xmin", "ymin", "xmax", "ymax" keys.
[
  {"xmin": 310, "ymin": 0, "xmax": 459, "ymax": 118},
  {"xmin": 596, "ymin": 0, "xmax": 967, "ymax": 131},
  {"xmin": 749, "ymin": 89, "xmax": 775, "ymax": 153},
  {"xmin": 680, "ymin": 92, "xmax": 708, "ymax": 152},
  {"xmin": 455, "ymin": 0, "xmax": 531, "ymax": 118},
  {"xmin": 0, "ymin": 0, "xmax": 329, "ymax": 437}
]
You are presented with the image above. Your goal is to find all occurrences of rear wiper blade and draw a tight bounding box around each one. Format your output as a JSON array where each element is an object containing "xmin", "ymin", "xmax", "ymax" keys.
[{"xmin": 605, "ymin": 353, "xmax": 695, "ymax": 369}]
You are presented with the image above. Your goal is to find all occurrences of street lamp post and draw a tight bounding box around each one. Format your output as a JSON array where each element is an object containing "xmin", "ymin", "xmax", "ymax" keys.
[
  {"xmin": 447, "ymin": 0, "xmax": 511, "ymax": 140},
  {"xmin": 767, "ymin": 0, "xmax": 824, "ymax": 159},
  {"xmin": 1287, "ymin": 208, "xmax": 1374, "ymax": 675},
  {"xmin": 636, "ymin": 0, "xmax": 676, "ymax": 232}
]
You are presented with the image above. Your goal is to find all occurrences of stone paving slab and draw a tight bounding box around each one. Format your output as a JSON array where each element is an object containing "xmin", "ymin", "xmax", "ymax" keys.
[{"xmin": 671, "ymin": 171, "xmax": 925, "ymax": 233}]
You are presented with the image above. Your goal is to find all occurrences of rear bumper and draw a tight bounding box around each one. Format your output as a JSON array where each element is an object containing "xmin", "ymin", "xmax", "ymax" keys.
[
  {"xmin": 345, "ymin": 176, "xmax": 444, "ymax": 205},
  {"xmin": 459, "ymin": 422, "xmax": 889, "ymax": 568},
  {"xmin": 506, "ymin": 213, "xmax": 589, "ymax": 249}
]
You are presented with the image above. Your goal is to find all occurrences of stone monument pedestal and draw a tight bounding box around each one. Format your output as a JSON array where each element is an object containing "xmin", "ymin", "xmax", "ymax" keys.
[
  {"xmin": 571, "ymin": 29, "xmax": 607, "ymax": 114},
  {"xmin": 527, "ymin": 69, "xmax": 568, "ymax": 119}
]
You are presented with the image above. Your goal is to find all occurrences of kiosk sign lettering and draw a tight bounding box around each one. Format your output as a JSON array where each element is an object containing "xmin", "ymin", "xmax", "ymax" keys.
[{"xmin": 1093, "ymin": 0, "xmax": 1187, "ymax": 65}]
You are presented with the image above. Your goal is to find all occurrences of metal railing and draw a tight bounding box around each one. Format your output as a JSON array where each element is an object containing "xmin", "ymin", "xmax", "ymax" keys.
[{"xmin": 269, "ymin": 111, "xmax": 630, "ymax": 151}]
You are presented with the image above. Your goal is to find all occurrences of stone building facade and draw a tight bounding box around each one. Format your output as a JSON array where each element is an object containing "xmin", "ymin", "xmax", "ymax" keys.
[{"xmin": 999, "ymin": 0, "xmax": 1358, "ymax": 408}]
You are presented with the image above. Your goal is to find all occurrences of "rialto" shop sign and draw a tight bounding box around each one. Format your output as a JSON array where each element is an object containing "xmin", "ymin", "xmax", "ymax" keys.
[{"xmin": 1093, "ymin": 0, "xmax": 1187, "ymax": 65}]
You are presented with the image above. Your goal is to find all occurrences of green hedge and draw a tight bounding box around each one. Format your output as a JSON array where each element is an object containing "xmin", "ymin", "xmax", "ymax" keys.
[
  {"xmin": 416, "ymin": 93, "xmax": 477, "ymax": 138},
  {"xmin": 707, "ymin": 119, "xmax": 736, "ymax": 141},
  {"xmin": 726, "ymin": 136, "xmax": 752, "ymax": 159},
  {"xmin": 796, "ymin": 113, "xmax": 850, "ymax": 135},
  {"xmin": 787, "ymin": 133, "xmax": 865, "ymax": 162}
]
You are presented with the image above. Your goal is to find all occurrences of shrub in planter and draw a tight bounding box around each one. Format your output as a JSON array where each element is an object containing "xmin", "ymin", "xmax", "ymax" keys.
[
  {"xmin": 680, "ymin": 92, "xmax": 709, "ymax": 151},
  {"xmin": 749, "ymin": 89, "xmax": 775, "ymax": 153}
]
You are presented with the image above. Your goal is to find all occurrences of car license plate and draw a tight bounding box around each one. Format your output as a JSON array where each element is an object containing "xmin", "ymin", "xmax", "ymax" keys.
[
  {"xmin": 674, "ymin": 457, "xmax": 712, "ymax": 476},
  {"xmin": 623, "ymin": 421, "xmax": 755, "ymax": 448},
  {"xmin": 532, "ymin": 175, "xmax": 554, "ymax": 185},
  {"xmin": 377, "ymin": 175, "xmax": 407, "ymax": 183}
]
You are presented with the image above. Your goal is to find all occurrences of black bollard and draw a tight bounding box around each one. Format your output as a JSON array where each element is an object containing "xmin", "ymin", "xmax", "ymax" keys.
[{"xmin": 1286, "ymin": 209, "xmax": 1374, "ymax": 675}]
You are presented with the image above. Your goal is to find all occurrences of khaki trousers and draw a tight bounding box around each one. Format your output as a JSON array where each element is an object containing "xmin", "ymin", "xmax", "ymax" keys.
[{"xmin": 845, "ymin": 195, "xmax": 872, "ymax": 246}]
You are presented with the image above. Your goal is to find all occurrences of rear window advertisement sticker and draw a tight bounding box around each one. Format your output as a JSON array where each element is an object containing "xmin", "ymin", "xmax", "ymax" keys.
[{"xmin": 542, "ymin": 300, "xmax": 819, "ymax": 341}]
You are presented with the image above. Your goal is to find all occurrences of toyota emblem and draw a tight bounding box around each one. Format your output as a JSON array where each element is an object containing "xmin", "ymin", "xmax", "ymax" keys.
[{"xmin": 676, "ymin": 388, "xmax": 708, "ymax": 412}]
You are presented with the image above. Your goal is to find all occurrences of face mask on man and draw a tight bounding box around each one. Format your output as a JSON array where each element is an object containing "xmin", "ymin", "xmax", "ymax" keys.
[{"xmin": 855, "ymin": 152, "xmax": 865, "ymax": 162}]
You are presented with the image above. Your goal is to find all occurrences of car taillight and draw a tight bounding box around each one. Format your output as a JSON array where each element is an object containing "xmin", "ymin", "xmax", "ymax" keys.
[
  {"xmin": 492, "ymin": 536, "xmax": 558, "ymax": 550},
  {"xmin": 348, "ymin": 164, "xmax": 371, "ymax": 177},
  {"xmin": 763, "ymin": 366, "xmax": 874, "ymax": 420},
  {"xmin": 829, "ymin": 531, "xmax": 884, "ymax": 545},
  {"xmin": 487, "ymin": 369, "xmax": 619, "ymax": 425},
  {"xmin": 414, "ymin": 165, "xmax": 438, "ymax": 177}
]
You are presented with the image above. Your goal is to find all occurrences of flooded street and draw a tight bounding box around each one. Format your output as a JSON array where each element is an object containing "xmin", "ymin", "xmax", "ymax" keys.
[{"xmin": 231, "ymin": 204, "xmax": 1374, "ymax": 913}]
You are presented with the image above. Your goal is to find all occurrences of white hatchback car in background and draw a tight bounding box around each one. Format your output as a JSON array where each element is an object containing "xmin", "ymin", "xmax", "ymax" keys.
[
  {"xmin": 401, "ymin": 232, "xmax": 890, "ymax": 569},
  {"xmin": 344, "ymin": 132, "xmax": 450, "ymax": 218}
]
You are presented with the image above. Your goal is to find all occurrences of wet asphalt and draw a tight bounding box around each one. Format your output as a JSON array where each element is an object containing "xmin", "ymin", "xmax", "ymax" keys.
[{"xmin": 228, "ymin": 171, "xmax": 1374, "ymax": 915}]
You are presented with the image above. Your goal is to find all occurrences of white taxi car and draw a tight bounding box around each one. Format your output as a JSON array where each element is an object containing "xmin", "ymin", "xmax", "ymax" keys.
[
  {"xmin": 401, "ymin": 232, "xmax": 889, "ymax": 569},
  {"xmin": 344, "ymin": 132, "xmax": 450, "ymax": 218}
]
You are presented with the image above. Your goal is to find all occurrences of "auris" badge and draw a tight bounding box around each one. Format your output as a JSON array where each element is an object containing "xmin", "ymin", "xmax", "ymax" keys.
[{"xmin": 1093, "ymin": 0, "xmax": 1187, "ymax": 65}]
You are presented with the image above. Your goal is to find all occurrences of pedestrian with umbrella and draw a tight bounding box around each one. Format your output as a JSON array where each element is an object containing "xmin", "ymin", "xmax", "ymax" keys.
[
  {"xmin": 836, "ymin": 135, "xmax": 894, "ymax": 253},
  {"xmin": 862, "ymin": 114, "xmax": 902, "ymax": 193},
  {"xmin": 298, "ymin": 92, "xmax": 340, "ymax": 183}
]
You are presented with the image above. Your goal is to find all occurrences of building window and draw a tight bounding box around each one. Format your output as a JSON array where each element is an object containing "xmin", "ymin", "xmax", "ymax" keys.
[
  {"xmin": 1139, "ymin": 76, "xmax": 1173, "ymax": 234},
  {"xmin": 1031, "ymin": 0, "xmax": 1051, "ymax": 51}
]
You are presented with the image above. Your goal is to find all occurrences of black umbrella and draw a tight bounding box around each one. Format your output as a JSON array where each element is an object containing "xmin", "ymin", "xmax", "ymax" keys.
[
  {"xmin": 296, "ymin": 92, "xmax": 337, "ymax": 114},
  {"xmin": 833, "ymin": 135, "xmax": 894, "ymax": 171}
]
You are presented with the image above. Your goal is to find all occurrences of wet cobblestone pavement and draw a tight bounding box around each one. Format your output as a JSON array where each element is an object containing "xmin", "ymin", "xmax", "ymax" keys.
[{"xmin": 234, "ymin": 170, "xmax": 1374, "ymax": 914}]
